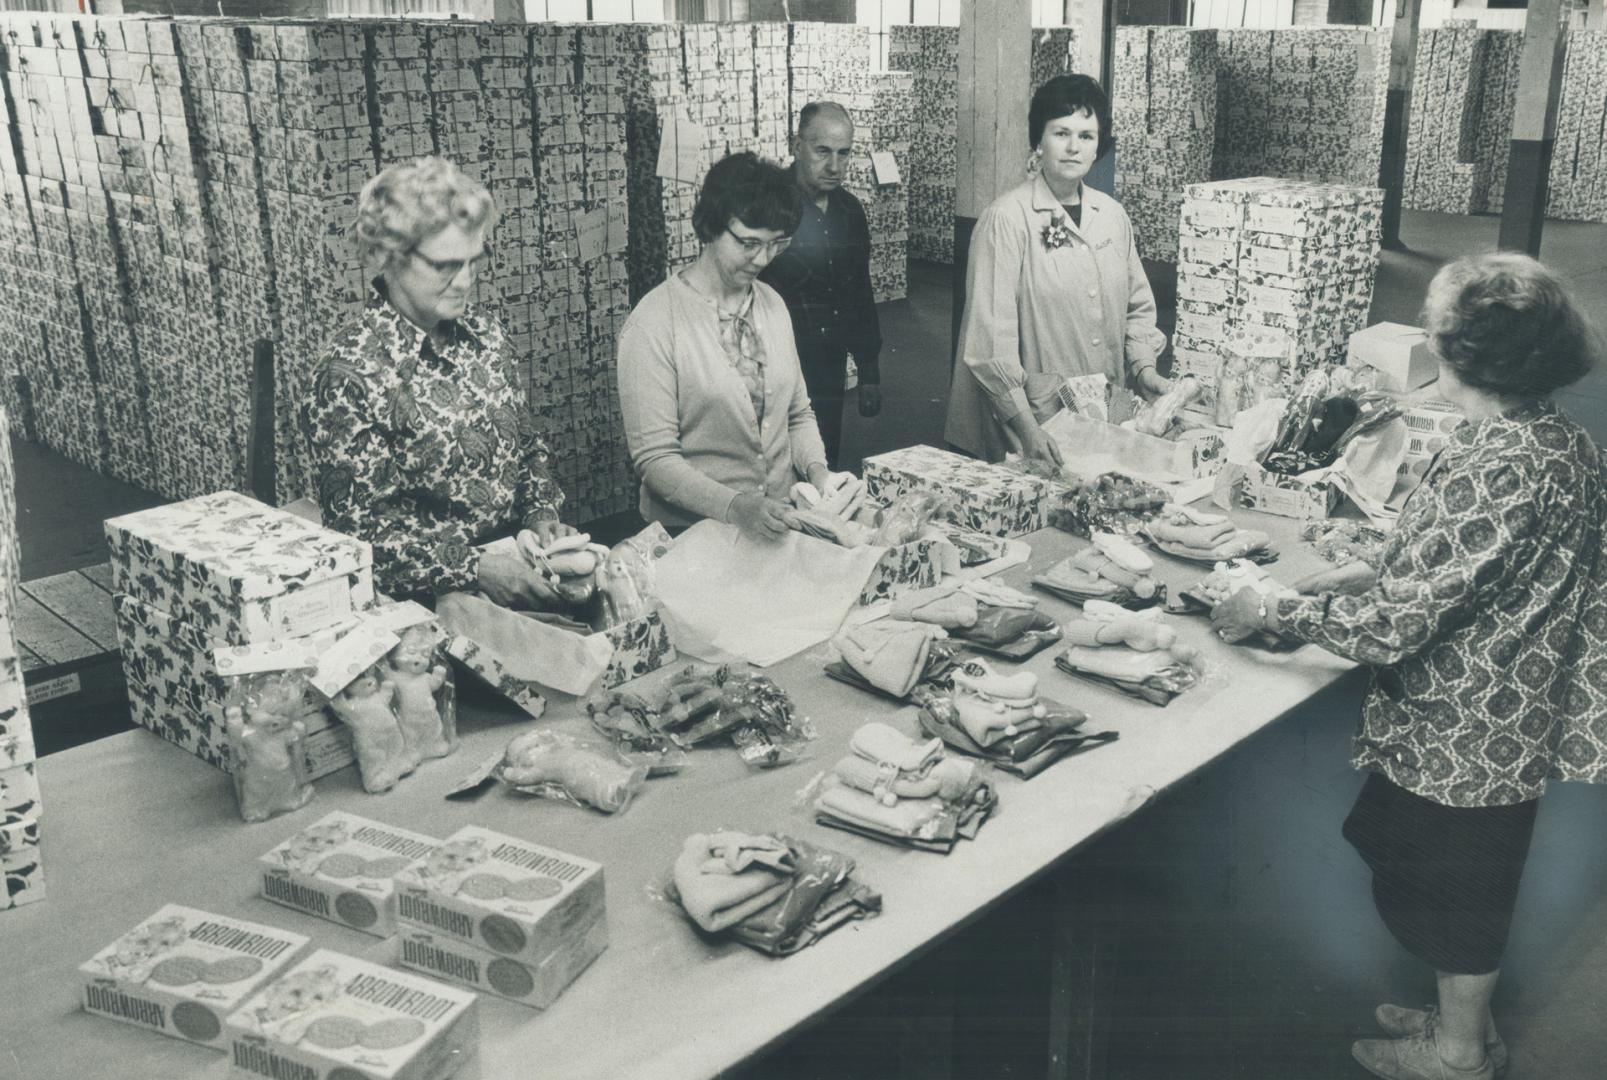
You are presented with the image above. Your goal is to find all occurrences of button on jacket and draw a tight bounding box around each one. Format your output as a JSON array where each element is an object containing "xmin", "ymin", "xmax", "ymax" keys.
[
  {"xmin": 1277, "ymin": 403, "xmax": 1607, "ymax": 808},
  {"xmin": 617, "ymin": 275, "xmax": 828, "ymax": 529},
  {"xmin": 303, "ymin": 287, "xmax": 563, "ymax": 600},
  {"xmin": 944, "ymin": 175, "xmax": 1167, "ymax": 461}
]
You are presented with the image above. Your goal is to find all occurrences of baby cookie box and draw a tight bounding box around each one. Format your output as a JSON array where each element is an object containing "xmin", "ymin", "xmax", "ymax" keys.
[
  {"xmin": 224, "ymin": 948, "xmax": 479, "ymax": 1080},
  {"xmin": 105, "ymin": 491, "xmax": 375, "ymax": 647},
  {"xmin": 78, "ymin": 904, "xmax": 310, "ymax": 1049},
  {"xmin": 393, "ymin": 825, "xmax": 607, "ymax": 968},
  {"xmin": 864, "ymin": 445, "xmax": 1056, "ymax": 538},
  {"xmin": 260, "ymin": 811, "xmax": 441, "ymax": 938},
  {"xmin": 395, "ymin": 914, "xmax": 609, "ymax": 1010}
]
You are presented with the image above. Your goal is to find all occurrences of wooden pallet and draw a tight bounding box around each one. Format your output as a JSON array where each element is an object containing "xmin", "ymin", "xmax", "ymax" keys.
[{"xmin": 14, "ymin": 564, "xmax": 132, "ymax": 756}]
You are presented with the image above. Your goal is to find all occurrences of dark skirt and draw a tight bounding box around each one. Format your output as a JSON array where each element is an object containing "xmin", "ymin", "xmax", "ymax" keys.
[{"xmin": 1343, "ymin": 772, "xmax": 1539, "ymax": 975}]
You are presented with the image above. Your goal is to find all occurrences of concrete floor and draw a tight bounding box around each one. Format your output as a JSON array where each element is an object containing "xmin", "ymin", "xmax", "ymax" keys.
[{"xmin": 11, "ymin": 208, "xmax": 1607, "ymax": 1079}]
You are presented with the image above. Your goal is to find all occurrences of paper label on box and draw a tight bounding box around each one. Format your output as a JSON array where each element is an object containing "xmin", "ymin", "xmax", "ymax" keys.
[
  {"xmin": 225, "ymin": 948, "xmax": 477, "ymax": 1080},
  {"xmin": 264, "ymin": 574, "xmax": 358, "ymax": 640},
  {"xmin": 214, "ymin": 641, "xmax": 321, "ymax": 678},
  {"xmin": 574, "ymin": 206, "xmax": 610, "ymax": 263},
  {"xmin": 25, "ymin": 672, "xmax": 79, "ymax": 705},
  {"xmin": 1247, "ymin": 204, "xmax": 1306, "ymax": 235},
  {"xmin": 1184, "ymin": 200, "xmax": 1242, "ymax": 229},
  {"xmin": 871, "ymin": 150, "xmax": 902, "ymax": 186},
  {"xmin": 654, "ymin": 114, "xmax": 707, "ymax": 184}
]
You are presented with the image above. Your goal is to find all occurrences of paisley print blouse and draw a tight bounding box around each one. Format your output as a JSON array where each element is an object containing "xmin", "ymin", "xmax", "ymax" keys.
[
  {"xmin": 1277, "ymin": 402, "xmax": 1607, "ymax": 808},
  {"xmin": 303, "ymin": 290, "xmax": 563, "ymax": 600}
]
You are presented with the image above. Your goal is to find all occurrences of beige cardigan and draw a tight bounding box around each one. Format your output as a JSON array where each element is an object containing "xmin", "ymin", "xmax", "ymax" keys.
[{"xmin": 617, "ymin": 275, "xmax": 829, "ymax": 528}]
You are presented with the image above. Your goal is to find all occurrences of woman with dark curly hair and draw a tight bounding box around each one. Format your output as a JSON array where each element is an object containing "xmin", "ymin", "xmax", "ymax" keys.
[
  {"xmin": 304, "ymin": 156, "xmax": 574, "ymax": 606},
  {"xmin": 945, "ymin": 74, "xmax": 1170, "ymax": 465},
  {"xmin": 618, "ymin": 152, "xmax": 830, "ymax": 540},
  {"xmin": 1212, "ymin": 252, "xmax": 1607, "ymax": 1080}
]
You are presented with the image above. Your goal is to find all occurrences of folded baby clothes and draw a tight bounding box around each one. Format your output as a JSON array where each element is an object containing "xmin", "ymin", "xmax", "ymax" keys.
[
  {"xmin": 913, "ymin": 687, "xmax": 1114, "ymax": 778},
  {"xmin": 1054, "ymin": 645, "xmax": 1200, "ymax": 706},
  {"xmin": 889, "ymin": 584, "xmax": 979, "ymax": 629},
  {"xmin": 669, "ymin": 832, "xmax": 879, "ymax": 954},
  {"xmin": 833, "ymin": 621, "xmax": 949, "ymax": 699}
]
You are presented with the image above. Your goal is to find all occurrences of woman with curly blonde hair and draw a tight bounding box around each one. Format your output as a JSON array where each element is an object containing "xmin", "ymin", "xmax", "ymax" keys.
[{"xmin": 304, "ymin": 157, "xmax": 574, "ymax": 605}]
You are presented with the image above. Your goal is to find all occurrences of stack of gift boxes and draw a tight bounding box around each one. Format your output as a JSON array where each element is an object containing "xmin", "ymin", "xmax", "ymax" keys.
[
  {"xmin": 1403, "ymin": 22, "xmax": 1521, "ymax": 216},
  {"xmin": 104, "ymin": 490, "xmax": 373, "ymax": 779},
  {"xmin": 1213, "ymin": 28, "xmax": 1389, "ymax": 188},
  {"xmin": 787, "ymin": 20, "xmax": 870, "ymax": 141},
  {"xmin": 815, "ymin": 66, "xmax": 914, "ymax": 303},
  {"xmin": 1111, "ymin": 27, "xmax": 1218, "ymax": 263},
  {"xmin": 1, "ymin": 404, "xmax": 44, "ymax": 912},
  {"xmin": 889, "ymin": 25, "xmax": 1078, "ymax": 265},
  {"xmin": 1547, "ymin": 30, "xmax": 1607, "ymax": 223},
  {"xmin": 1173, "ymin": 178, "xmax": 1382, "ymax": 395}
]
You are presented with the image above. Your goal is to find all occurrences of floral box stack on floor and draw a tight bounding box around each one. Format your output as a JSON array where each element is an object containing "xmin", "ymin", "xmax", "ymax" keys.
[{"xmin": 1, "ymin": 404, "xmax": 44, "ymax": 911}]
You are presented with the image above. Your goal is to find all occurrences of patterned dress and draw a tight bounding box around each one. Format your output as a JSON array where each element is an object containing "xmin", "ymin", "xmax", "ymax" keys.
[
  {"xmin": 1277, "ymin": 402, "xmax": 1607, "ymax": 807},
  {"xmin": 303, "ymin": 290, "xmax": 563, "ymax": 600}
]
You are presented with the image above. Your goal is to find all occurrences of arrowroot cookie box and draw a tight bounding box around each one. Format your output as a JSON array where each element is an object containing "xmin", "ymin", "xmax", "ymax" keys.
[
  {"xmin": 113, "ymin": 593, "xmax": 354, "ymax": 779},
  {"xmin": 78, "ymin": 905, "xmax": 311, "ymax": 1049},
  {"xmin": 395, "ymin": 912, "xmax": 609, "ymax": 1009},
  {"xmin": 393, "ymin": 825, "xmax": 606, "ymax": 967},
  {"xmin": 104, "ymin": 490, "xmax": 375, "ymax": 647},
  {"xmin": 260, "ymin": 812, "xmax": 441, "ymax": 938},
  {"xmin": 864, "ymin": 445, "xmax": 1055, "ymax": 538},
  {"xmin": 224, "ymin": 948, "xmax": 480, "ymax": 1080}
]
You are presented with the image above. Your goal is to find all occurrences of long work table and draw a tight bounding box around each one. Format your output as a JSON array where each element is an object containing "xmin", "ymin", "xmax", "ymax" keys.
[{"xmin": 0, "ymin": 515, "xmax": 1357, "ymax": 1080}]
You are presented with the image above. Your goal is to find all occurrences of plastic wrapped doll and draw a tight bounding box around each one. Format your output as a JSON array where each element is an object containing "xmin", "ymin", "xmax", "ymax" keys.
[
  {"xmin": 387, "ymin": 625, "xmax": 455, "ymax": 760},
  {"xmin": 330, "ymin": 665, "xmax": 418, "ymax": 793},
  {"xmin": 224, "ymin": 676, "xmax": 316, "ymax": 823}
]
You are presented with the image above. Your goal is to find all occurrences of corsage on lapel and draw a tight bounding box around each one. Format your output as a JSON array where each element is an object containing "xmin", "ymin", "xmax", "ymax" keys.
[{"xmin": 1041, "ymin": 216, "xmax": 1075, "ymax": 253}]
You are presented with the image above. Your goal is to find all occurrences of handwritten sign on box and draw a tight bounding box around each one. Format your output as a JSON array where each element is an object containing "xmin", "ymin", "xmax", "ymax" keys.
[
  {"xmin": 654, "ymin": 113, "xmax": 708, "ymax": 185},
  {"xmin": 870, "ymin": 150, "xmax": 902, "ymax": 186}
]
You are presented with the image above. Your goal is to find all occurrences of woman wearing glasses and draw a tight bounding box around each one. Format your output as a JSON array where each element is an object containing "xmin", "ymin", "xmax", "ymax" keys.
[
  {"xmin": 618, "ymin": 152, "xmax": 830, "ymax": 540},
  {"xmin": 304, "ymin": 156, "xmax": 574, "ymax": 607}
]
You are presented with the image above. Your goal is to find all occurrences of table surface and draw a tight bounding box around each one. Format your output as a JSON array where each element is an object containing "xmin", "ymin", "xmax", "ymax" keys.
[{"xmin": 0, "ymin": 516, "xmax": 1355, "ymax": 1080}]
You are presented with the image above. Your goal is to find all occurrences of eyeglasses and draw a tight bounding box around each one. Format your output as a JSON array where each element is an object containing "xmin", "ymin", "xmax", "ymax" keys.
[
  {"xmin": 725, "ymin": 227, "xmax": 792, "ymax": 258},
  {"xmin": 407, "ymin": 243, "xmax": 493, "ymax": 281}
]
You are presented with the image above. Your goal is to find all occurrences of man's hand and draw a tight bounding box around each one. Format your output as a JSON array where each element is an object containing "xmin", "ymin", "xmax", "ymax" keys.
[
  {"xmin": 858, "ymin": 384, "xmax": 882, "ymax": 417},
  {"xmin": 1291, "ymin": 562, "xmax": 1378, "ymax": 597},
  {"xmin": 478, "ymin": 552, "xmax": 560, "ymax": 610},
  {"xmin": 728, "ymin": 493, "xmax": 792, "ymax": 542},
  {"xmin": 527, "ymin": 519, "xmax": 577, "ymax": 548}
]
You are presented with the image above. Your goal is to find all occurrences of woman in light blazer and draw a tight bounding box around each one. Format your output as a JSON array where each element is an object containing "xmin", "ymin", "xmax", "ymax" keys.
[{"xmin": 618, "ymin": 152, "xmax": 829, "ymax": 540}]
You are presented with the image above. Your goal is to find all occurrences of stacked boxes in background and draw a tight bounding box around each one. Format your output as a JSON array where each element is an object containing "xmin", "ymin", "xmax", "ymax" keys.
[
  {"xmin": 787, "ymin": 20, "xmax": 870, "ymax": 142},
  {"xmin": 1, "ymin": 404, "xmax": 45, "ymax": 912},
  {"xmin": 1402, "ymin": 22, "xmax": 1522, "ymax": 216},
  {"xmin": 1213, "ymin": 28, "xmax": 1389, "ymax": 188},
  {"xmin": 104, "ymin": 490, "xmax": 374, "ymax": 777},
  {"xmin": 818, "ymin": 66, "xmax": 915, "ymax": 303},
  {"xmin": 1173, "ymin": 178, "xmax": 1382, "ymax": 394},
  {"xmin": 1547, "ymin": 29, "xmax": 1607, "ymax": 223},
  {"xmin": 889, "ymin": 25, "xmax": 1078, "ymax": 265},
  {"xmin": 1111, "ymin": 27, "xmax": 1217, "ymax": 263}
]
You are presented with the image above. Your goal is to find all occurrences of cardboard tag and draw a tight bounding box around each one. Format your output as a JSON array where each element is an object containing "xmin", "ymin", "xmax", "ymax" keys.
[
  {"xmin": 309, "ymin": 625, "xmax": 400, "ymax": 698},
  {"xmin": 654, "ymin": 114, "xmax": 706, "ymax": 184},
  {"xmin": 574, "ymin": 206, "xmax": 609, "ymax": 264},
  {"xmin": 213, "ymin": 640, "xmax": 321, "ymax": 677},
  {"xmin": 870, "ymin": 150, "xmax": 901, "ymax": 186}
]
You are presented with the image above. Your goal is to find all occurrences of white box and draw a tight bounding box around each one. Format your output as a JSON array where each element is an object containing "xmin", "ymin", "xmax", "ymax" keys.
[
  {"xmin": 1348, "ymin": 322, "xmax": 1438, "ymax": 392},
  {"xmin": 259, "ymin": 812, "xmax": 441, "ymax": 937}
]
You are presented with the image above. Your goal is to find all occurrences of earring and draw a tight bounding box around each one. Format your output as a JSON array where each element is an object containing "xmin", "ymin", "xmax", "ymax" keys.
[{"xmin": 1026, "ymin": 147, "xmax": 1043, "ymax": 179}]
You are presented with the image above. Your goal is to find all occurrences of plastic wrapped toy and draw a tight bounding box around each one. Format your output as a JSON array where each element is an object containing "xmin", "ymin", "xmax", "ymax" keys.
[
  {"xmin": 330, "ymin": 665, "xmax": 418, "ymax": 794},
  {"xmin": 495, "ymin": 729, "xmax": 649, "ymax": 814},
  {"xmin": 216, "ymin": 647, "xmax": 320, "ymax": 823},
  {"xmin": 387, "ymin": 624, "xmax": 456, "ymax": 761}
]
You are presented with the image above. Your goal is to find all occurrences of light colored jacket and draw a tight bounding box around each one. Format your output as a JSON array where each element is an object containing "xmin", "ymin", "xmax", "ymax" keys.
[
  {"xmin": 944, "ymin": 176, "xmax": 1167, "ymax": 460},
  {"xmin": 618, "ymin": 275, "xmax": 828, "ymax": 528}
]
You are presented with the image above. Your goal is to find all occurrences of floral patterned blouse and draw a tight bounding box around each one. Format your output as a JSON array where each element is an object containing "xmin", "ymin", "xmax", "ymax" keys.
[
  {"xmin": 1277, "ymin": 402, "xmax": 1607, "ymax": 808},
  {"xmin": 303, "ymin": 288, "xmax": 563, "ymax": 600}
]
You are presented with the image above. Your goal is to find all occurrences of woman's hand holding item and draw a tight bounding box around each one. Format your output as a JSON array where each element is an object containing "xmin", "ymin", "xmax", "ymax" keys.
[
  {"xmin": 1292, "ymin": 561, "xmax": 1378, "ymax": 597},
  {"xmin": 527, "ymin": 519, "xmax": 578, "ymax": 547},
  {"xmin": 1209, "ymin": 586, "xmax": 1269, "ymax": 644},
  {"xmin": 1011, "ymin": 415, "xmax": 1064, "ymax": 469},
  {"xmin": 729, "ymin": 493, "xmax": 792, "ymax": 542},
  {"xmin": 477, "ymin": 551, "xmax": 559, "ymax": 609}
]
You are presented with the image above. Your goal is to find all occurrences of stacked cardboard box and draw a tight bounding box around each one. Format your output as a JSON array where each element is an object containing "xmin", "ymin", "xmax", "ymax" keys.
[
  {"xmin": 1112, "ymin": 27, "xmax": 1217, "ymax": 263},
  {"xmin": 818, "ymin": 67, "xmax": 914, "ymax": 303},
  {"xmin": 889, "ymin": 25, "xmax": 1078, "ymax": 265},
  {"xmin": 1401, "ymin": 22, "xmax": 1522, "ymax": 216},
  {"xmin": 1, "ymin": 403, "xmax": 44, "ymax": 912},
  {"xmin": 1214, "ymin": 28, "xmax": 1389, "ymax": 188},
  {"xmin": 1547, "ymin": 30, "xmax": 1607, "ymax": 223},
  {"xmin": 105, "ymin": 490, "xmax": 374, "ymax": 778},
  {"xmin": 788, "ymin": 21, "xmax": 870, "ymax": 141},
  {"xmin": 1173, "ymin": 178, "xmax": 1382, "ymax": 394}
]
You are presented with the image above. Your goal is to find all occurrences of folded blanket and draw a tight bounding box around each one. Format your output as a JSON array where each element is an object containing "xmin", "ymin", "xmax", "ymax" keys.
[
  {"xmin": 726, "ymin": 840, "xmax": 878, "ymax": 956},
  {"xmin": 1055, "ymin": 646, "xmax": 1199, "ymax": 705},
  {"xmin": 833, "ymin": 621, "xmax": 947, "ymax": 699},
  {"xmin": 914, "ymin": 688, "xmax": 1113, "ymax": 777},
  {"xmin": 890, "ymin": 583, "xmax": 979, "ymax": 628},
  {"xmin": 672, "ymin": 832, "xmax": 798, "ymax": 933}
]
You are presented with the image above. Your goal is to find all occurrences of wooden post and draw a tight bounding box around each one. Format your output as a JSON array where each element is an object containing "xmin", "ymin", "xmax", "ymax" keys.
[
  {"xmin": 953, "ymin": 0, "xmax": 1034, "ymax": 360},
  {"xmin": 1378, "ymin": 0, "xmax": 1422, "ymax": 249},
  {"xmin": 1497, "ymin": 0, "xmax": 1567, "ymax": 255}
]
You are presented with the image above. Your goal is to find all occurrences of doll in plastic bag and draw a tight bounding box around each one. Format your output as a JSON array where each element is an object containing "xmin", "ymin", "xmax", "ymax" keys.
[
  {"xmin": 223, "ymin": 671, "xmax": 317, "ymax": 823},
  {"xmin": 496, "ymin": 728, "xmax": 649, "ymax": 814},
  {"xmin": 386, "ymin": 624, "xmax": 456, "ymax": 761},
  {"xmin": 330, "ymin": 664, "xmax": 418, "ymax": 794}
]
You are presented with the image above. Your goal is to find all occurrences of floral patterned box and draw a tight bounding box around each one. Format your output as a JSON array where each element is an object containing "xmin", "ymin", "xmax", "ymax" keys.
[
  {"xmin": 2, "ymin": 755, "xmax": 41, "ymax": 826},
  {"xmin": 114, "ymin": 593, "xmax": 355, "ymax": 780},
  {"xmin": 260, "ymin": 811, "xmax": 441, "ymax": 939},
  {"xmin": 443, "ymin": 634, "xmax": 548, "ymax": 719},
  {"xmin": 1236, "ymin": 463, "xmax": 1340, "ymax": 519},
  {"xmin": 396, "ymin": 913, "xmax": 609, "ymax": 1010},
  {"xmin": 104, "ymin": 491, "xmax": 375, "ymax": 646},
  {"xmin": 857, "ymin": 537, "xmax": 946, "ymax": 606},
  {"xmin": 864, "ymin": 445, "xmax": 1054, "ymax": 538},
  {"xmin": 393, "ymin": 824, "xmax": 607, "ymax": 966},
  {"xmin": 597, "ymin": 609, "xmax": 676, "ymax": 691},
  {"xmin": 225, "ymin": 948, "xmax": 479, "ymax": 1080},
  {"xmin": 2, "ymin": 816, "xmax": 44, "ymax": 911},
  {"xmin": 78, "ymin": 905, "xmax": 311, "ymax": 1049}
]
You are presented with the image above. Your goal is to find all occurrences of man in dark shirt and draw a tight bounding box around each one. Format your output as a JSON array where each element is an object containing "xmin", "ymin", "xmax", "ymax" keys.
[{"xmin": 759, "ymin": 101, "xmax": 884, "ymax": 471}]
